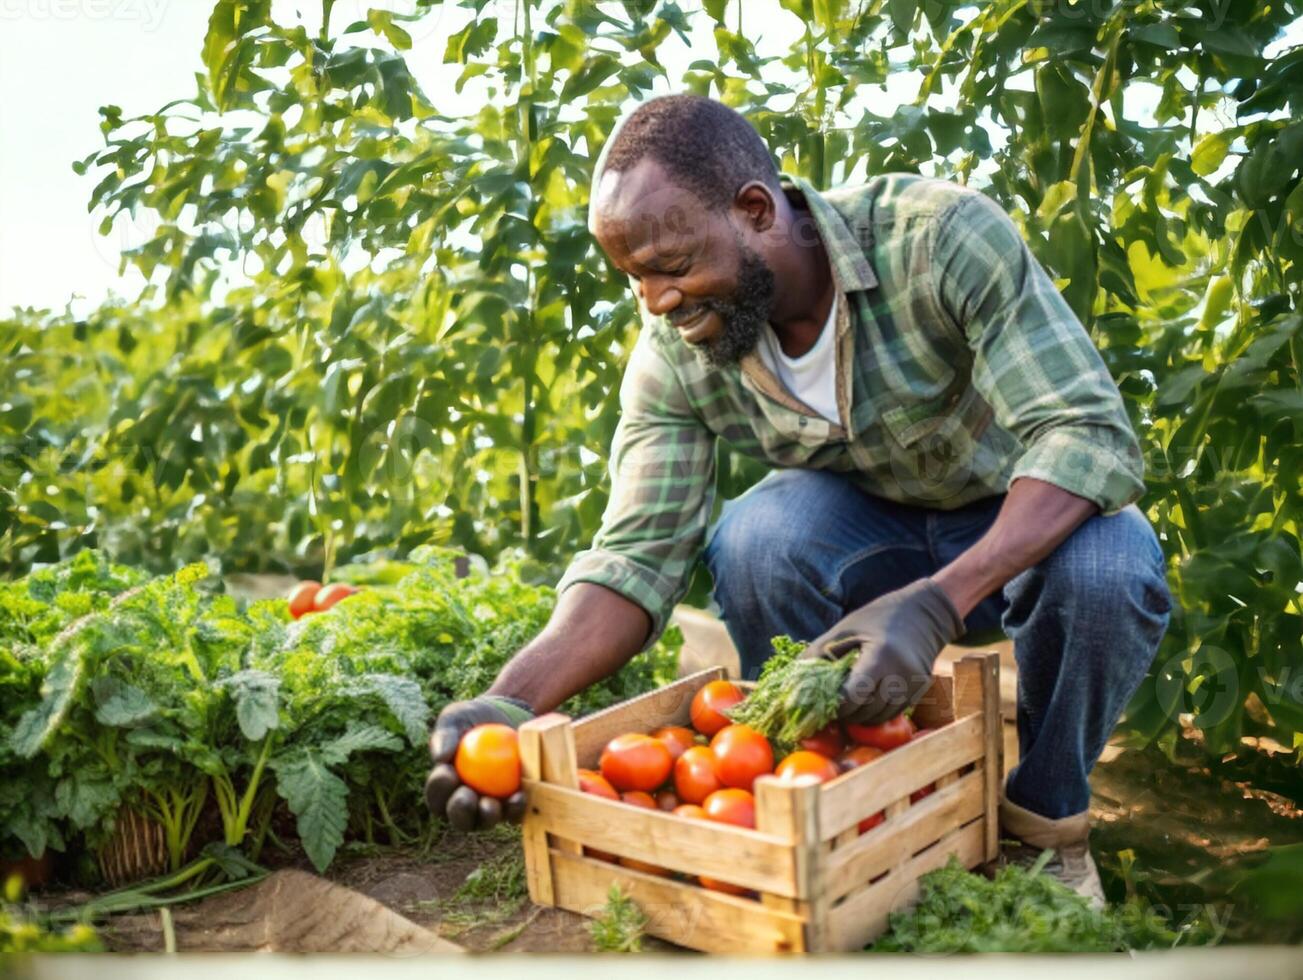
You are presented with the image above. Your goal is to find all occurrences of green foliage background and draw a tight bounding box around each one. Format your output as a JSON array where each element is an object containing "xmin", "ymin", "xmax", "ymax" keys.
[{"xmin": 2, "ymin": 0, "xmax": 1301, "ymax": 768}]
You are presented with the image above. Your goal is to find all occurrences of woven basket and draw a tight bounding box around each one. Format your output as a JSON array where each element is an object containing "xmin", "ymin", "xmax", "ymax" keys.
[{"xmin": 98, "ymin": 807, "xmax": 169, "ymax": 887}]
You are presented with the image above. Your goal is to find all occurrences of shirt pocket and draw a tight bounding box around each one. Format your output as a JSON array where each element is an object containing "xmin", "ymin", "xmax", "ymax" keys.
[{"xmin": 880, "ymin": 384, "xmax": 993, "ymax": 448}]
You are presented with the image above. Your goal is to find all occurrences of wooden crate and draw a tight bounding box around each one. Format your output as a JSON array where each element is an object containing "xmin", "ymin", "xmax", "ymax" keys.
[{"xmin": 519, "ymin": 652, "xmax": 1002, "ymax": 953}]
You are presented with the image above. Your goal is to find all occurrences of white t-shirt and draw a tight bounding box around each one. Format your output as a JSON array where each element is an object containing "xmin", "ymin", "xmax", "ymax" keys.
[{"xmin": 756, "ymin": 293, "xmax": 840, "ymax": 424}]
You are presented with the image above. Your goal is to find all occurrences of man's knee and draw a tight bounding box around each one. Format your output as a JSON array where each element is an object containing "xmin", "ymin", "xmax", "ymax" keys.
[{"xmin": 1008, "ymin": 505, "xmax": 1172, "ymax": 641}]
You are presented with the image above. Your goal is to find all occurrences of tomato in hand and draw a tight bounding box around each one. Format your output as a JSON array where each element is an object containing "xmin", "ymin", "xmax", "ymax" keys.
[
  {"xmin": 600, "ymin": 733, "xmax": 673, "ymax": 792},
  {"xmin": 652, "ymin": 726, "xmax": 697, "ymax": 762},
  {"xmin": 674, "ymin": 746, "xmax": 723, "ymax": 804},
  {"xmin": 845, "ymin": 714, "xmax": 916, "ymax": 750},
  {"xmin": 838, "ymin": 744, "xmax": 885, "ymax": 772},
  {"xmin": 313, "ymin": 582, "xmax": 359, "ymax": 613},
  {"xmin": 287, "ymin": 581, "xmax": 321, "ymax": 619},
  {"xmin": 454, "ymin": 724, "xmax": 520, "ymax": 798},
  {"xmin": 799, "ymin": 723, "xmax": 844, "ymax": 759},
  {"xmin": 775, "ymin": 750, "xmax": 841, "ymax": 784},
  {"xmin": 690, "ymin": 680, "xmax": 744, "ymax": 736},
  {"xmin": 578, "ymin": 768, "xmax": 619, "ymax": 801},
  {"xmin": 709, "ymin": 725, "xmax": 774, "ymax": 791}
]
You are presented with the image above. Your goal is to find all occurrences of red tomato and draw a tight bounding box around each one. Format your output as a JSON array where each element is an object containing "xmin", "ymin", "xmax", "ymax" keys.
[
  {"xmin": 845, "ymin": 714, "xmax": 916, "ymax": 750},
  {"xmin": 600, "ymin": 733, "xmax": 673, "ymax": 792},
  {"xmin": 910, "ymin": 783, "xmax": 936, "ymax": 804},
  {"xmin": 799, "ymin": 722, "xmax": 844, "ymax": 759},
  {"xmin": 577, "ymin": 768, "xmax": 619, "ymax": 801},
  {"xmin": 655, "ymin": 788, "xmax": 680, "ymax": 811},
  {"xmin": 312, "ymin": 582, "xmax": 359, "ymax": 613},
  {"xmin": 674, "ymin": 746, "xmax": 723, "ymax": 804},
  {"xmin": 858, "ymin": 811, "xmax": 885, "ymax": 834},
  {"xmin": 454, "ymin": 724, "xmax": 520, "ymax": 798},
  {"xmin": 702, "ymin": 788, "xmax": 755, "ymax": 829},
  {"xmin": 709, "ymin": 725, "xmax": 774, "ymax": 791},
  {"xmin": 672, "ymin": 804, "xmax": 707, "ymax": 820},
  {"xmin": 700, "ymin": 788, "xmax": 756, "ymax": 896},
  {"xmin": 578, "ymin": 769, "xmax": 619, "ymax": 861},
  {"xmin": 775, "ymin": 750, "xmax": 841, "ymax": 784},
  {"xmin": 287, "ymin": 581, "xmax": 321, "ymax": 619},
  {"xmin": 690, "ymin": 680, "xmax": 745, "ymax": 736},
  {"xmin": 838, "ymin": 744, "xmax": 885, "ymax": 772},
  {"xmin": 651, "ymin": 725, "xmax": 697, "ymax": 762},
  {"xmin": 621, "ymin": 790, "xmax": 658, "ymax": 808}
]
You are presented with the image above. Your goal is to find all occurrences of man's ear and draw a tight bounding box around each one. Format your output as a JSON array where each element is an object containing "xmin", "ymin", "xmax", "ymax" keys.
[{"xmin": 734, "ymin": 180, "xmax": 777, "ymax": 233}]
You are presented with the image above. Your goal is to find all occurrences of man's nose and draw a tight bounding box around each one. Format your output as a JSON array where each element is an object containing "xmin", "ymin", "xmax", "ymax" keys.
[{"xmin": 641, "ymin": 277, "xmax": 682, "ymax": 317}]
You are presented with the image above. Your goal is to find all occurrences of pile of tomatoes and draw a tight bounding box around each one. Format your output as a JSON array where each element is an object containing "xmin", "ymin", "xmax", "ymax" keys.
[{"xmin": 578, "ymin": 679, "xmax": 940, "ymax": 896}]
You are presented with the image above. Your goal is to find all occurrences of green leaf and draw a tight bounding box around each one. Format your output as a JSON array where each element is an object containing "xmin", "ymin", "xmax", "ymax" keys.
[
  {"xmin": 362, "ymin": 675, "xmax": 430, "ymax": 747},
  {"xmin": 1191, "ymin": 132, "xmax": 1232, "ymax": 177},
  {"xmin": 271, "ymin": 751, "xmax": 349, "ymax": 872},
  {"xmin": 367, "ymin": 10, "xmax": 413, "ymax": 50},
  {"xmin": 92, "ymin": 677, "xmax": 156, "ymax": 727},
  {"xmin": 319, "ymin": 723, "xmax": 403, "ymax": 765},
  {"xmin": 11, "ymin": 645, "xmax": 84, "ymax": 759},
  {"xmin": 219, "ymin": 669, "xmax": 281, "ymax": 741}
]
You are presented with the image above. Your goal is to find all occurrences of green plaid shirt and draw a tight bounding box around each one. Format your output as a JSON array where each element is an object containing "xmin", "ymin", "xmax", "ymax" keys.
[{"xmin": 559, "ymin": 173, "xmax": 1144, "ymax": 644}]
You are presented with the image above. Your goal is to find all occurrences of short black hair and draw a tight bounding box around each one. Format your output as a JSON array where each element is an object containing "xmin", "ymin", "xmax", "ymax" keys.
[{"xmin": 598, "ymin": 95, "xmax": 782, "ymax": 210}]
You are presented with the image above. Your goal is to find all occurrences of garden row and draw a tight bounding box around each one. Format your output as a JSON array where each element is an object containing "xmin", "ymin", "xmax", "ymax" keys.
[{"xmin": 0, "ymin": 549, "xmax": 680, "ymax": 881}]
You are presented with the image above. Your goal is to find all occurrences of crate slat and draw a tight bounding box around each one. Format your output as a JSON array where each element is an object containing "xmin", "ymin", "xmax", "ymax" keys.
[
  {"xmin": 954, "ymin": 653, "xmax": 1003, "ymax": 862},
  {"xmin": 550, "ymin": 848, "xmax": 807, "ymax": 954},
  {"xmin": 823, "ymin": 768, "xmax": 985, "ymax": 900},
  {"xmin": 817, "ymin": 713, "xmax": 984, "ymax": 839},
  {"xmin": 823, "ymin": 818, "xmax": 987, "ymax": 951},
  {"xmin": 525, "ymin": 780, "xmax": 799, "ymax": 896}
]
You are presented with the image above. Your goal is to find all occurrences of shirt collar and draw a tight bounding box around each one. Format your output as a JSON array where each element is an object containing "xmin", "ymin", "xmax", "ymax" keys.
[{"xmin": 779, "ymin": 173, "xmax": 879, "ymax": 293}]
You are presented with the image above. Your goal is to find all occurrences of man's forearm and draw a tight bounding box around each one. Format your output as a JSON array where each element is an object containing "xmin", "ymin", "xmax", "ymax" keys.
[
  {"xmin": 486, "ymin": 582, "xmax": 652, "ymax": 713},
  {"xmin": 932, "ymin": 477, "xmax": 1098, "ymax": 618}
]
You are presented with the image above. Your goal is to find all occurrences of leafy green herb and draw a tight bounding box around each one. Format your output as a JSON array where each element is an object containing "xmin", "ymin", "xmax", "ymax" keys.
[
  {"xmin": 588, "ymin": 885, "xmax": 648, "ymax": 953},
  {"xmin": 870, "ymin": 856, "xmax": 1218, "ymax": 953},
  {"xmin": 726, "ymin": 636, "xmax": 851, "ymax": 751}
]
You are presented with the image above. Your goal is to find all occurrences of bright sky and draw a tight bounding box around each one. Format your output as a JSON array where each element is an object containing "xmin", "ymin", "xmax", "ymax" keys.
[
  {"xmin": 1, "ymin": 2, "xmax": 1295, "ymax": 317},
  {"xmin": 0, "ymin": 0, "xmax": 910, "ymax": 317}
]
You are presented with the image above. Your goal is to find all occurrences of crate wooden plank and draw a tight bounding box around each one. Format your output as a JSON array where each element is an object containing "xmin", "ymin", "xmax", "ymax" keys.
[
  {"xmin": 525, "ymin": 781, "xmax": 799, "ymax": 895},
  {"xmin": 550, "ymin": 848, "xmax": 807, "ymax": 954},
  {"xmin": 824, "ymin": 818, "xmax": 987, "ymax": 951},
  {"xmin": 817, "ymin": 713, "xmax": 984, "ymax": 839},
  {"xmin": 570, "ymin": 667, "xmax": 725, "ymax": 768},
  {"xmin": 954, "ymin": 652, "xmax": 1002, "ymax": 862},
  {"xmin": 754, "ymin": 777, "xmax": 820, "ymax": 945},
  {"xmin": 823, "ymin": 769, "xmax": 985, "ymax": 900},
  {"xmin": 910, "ymin": 674, "xmax": 955, "ymax": 729},
  {"xmin": 517, "ymin": 720, "xmax": 555, "ymax": 906}
]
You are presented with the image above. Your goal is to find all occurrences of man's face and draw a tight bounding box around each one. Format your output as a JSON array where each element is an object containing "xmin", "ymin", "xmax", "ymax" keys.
[{"xmin": 591, "ymin": 159, "xmax": 776, "ymax": 367}]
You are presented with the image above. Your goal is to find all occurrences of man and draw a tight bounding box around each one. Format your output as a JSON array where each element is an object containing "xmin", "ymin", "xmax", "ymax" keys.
[{"xmin": 425, "ymin": 95, "xmax": 1172, "ymax": 905}]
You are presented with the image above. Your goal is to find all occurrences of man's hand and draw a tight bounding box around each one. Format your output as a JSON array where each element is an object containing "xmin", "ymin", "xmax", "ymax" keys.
[
  {"xmin": 802, "ymin": 578, "xmax": 965, "ymax": 726},
  {"xmin": 425, "ymin": 695, "xmax": 534, "ymax": 832}
]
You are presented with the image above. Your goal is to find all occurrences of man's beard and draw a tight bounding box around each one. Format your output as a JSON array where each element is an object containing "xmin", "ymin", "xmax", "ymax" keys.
[{"xmin": 673, "ymin": 246, "xmax": 776, "ymax": 368}]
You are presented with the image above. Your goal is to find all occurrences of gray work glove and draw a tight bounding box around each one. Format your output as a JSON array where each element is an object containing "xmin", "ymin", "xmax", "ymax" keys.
[
  {"xmin": 425, "ymin": 694, "xmax": 534, "ymax": 832},
  {"xmin": 802, "ymin": 578, "xmax": 965, "ymax": 726}
]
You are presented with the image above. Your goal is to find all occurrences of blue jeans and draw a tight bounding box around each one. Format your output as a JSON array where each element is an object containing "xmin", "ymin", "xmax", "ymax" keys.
[{"xmin": 703, "ymin": 468, "xmax": 1172, "ymax": 820}]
